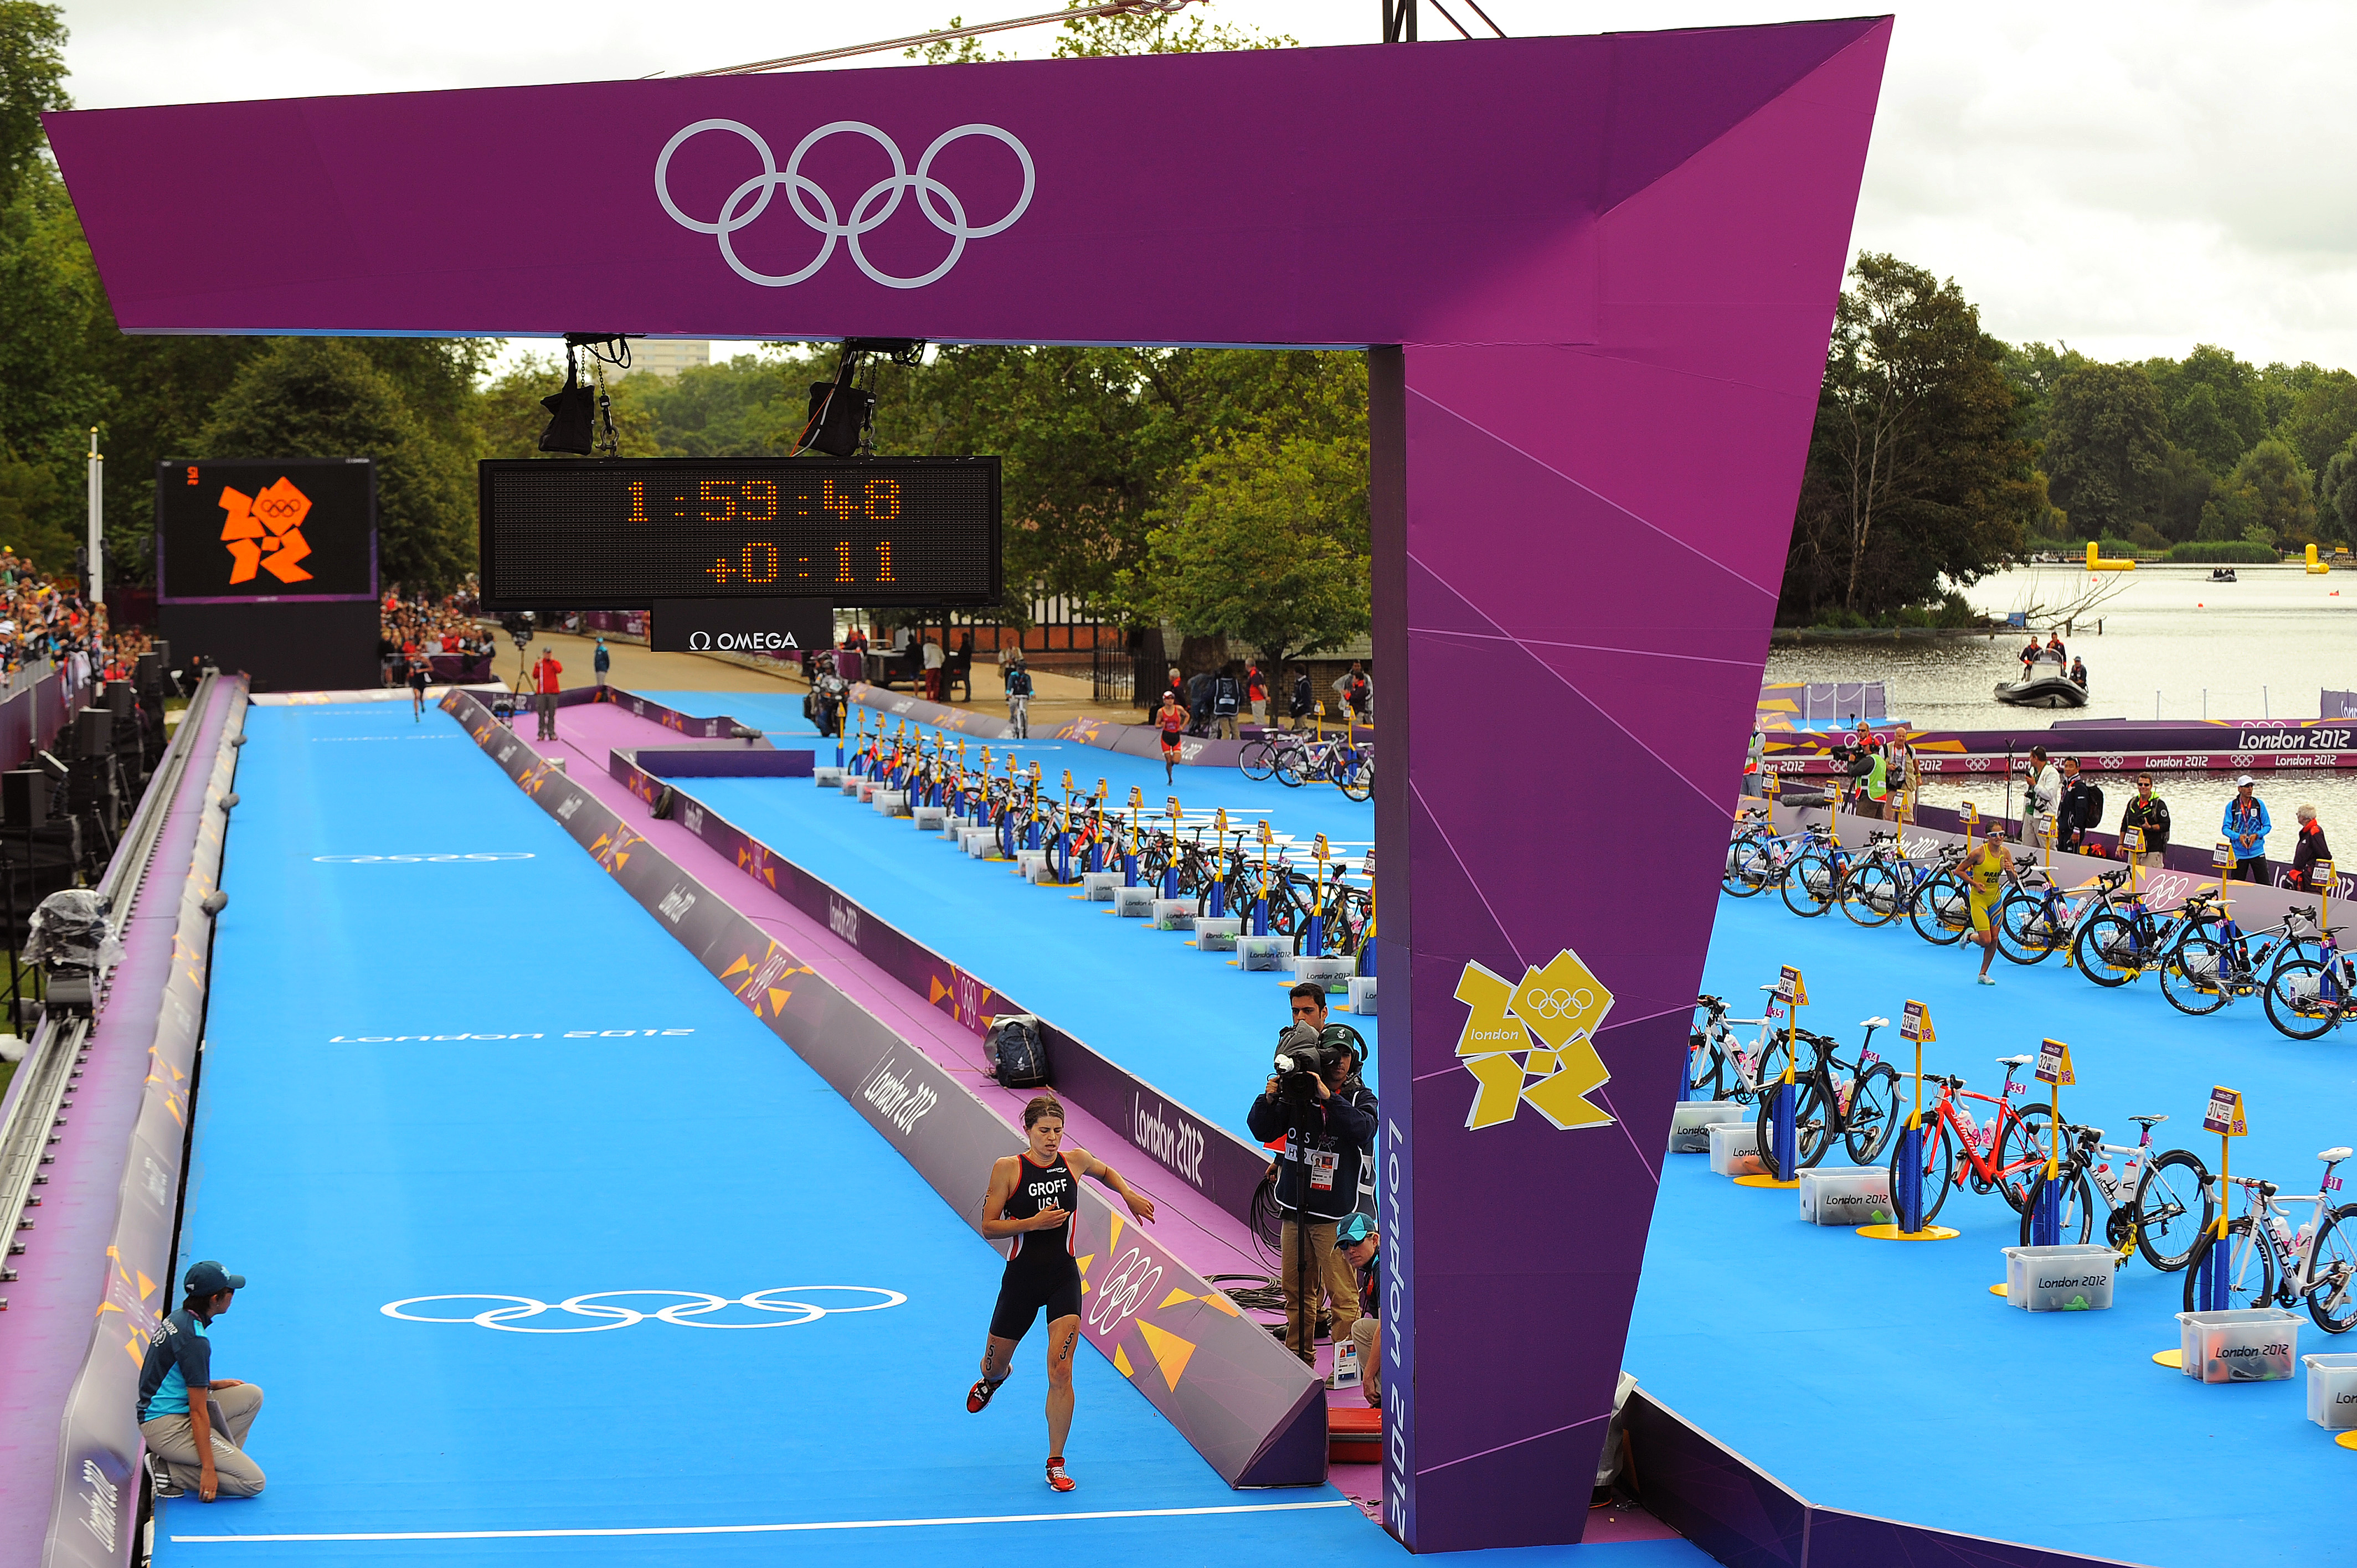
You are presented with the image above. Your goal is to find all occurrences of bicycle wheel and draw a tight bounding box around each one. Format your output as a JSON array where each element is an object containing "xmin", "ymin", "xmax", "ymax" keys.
[
  {"xmin": 996, "ymin": 813, "xmax": 1022, "ymax": 860},
  {"xmin": 1907, "ymin": 873, "xmax": 1970, "ymax": 945},
  {"xmin": 2263, "ymin": 958, "xmax": 2340, "ymax": 1040},
  {"xmin": 2306, "ymin": 1203, "xmax": 2357, "ymax": 1333},
  {"xmin": 1273, "ymin": 749, "xmax": 1308, "ymax": 787},
  {"xmin": 1892, "ymin": 1116, "xmax": 1957, "ymax": 1224},
  {"xmin": 1780, "ymin": 852, "xmax": 1835, "ymax": 917},
  {"xmin": 1049, "ymin": 832, "xmax": 1077, "ymax": 883},
  {"xmin": 2071, "ymin": 911, "xmax": 2141, "ymax": 987},
  {"xmin": 1842, "ymin": 1064, "xmax": 1902, "ymax": 1165},
  {"xmin": 2133, "ymin": 1151, "xmax": 2215, "ymax": 1272},
  {"xmin": 1238, "ymin": 740, "xmax": 1279, "ymax": 782},
  {"xmin": 1994, "ymin": 893, "xmax": 2061, "ymax": 965},
  {"xmin": 2016, "ymin": 1167, "xmax": 2096, "ymax": 1247},
  {"xmin": 1338, "ymin": 756, "xmax": 1373, "ymax": 802},
  {"xmin": 2182, "ymin": 1217, "xmax": 2274, "ymax": 1316},
  {"xmin": 1723, "ymin": 834, "xmax": 1764, "ymax": 897},
  {"xmin": 1752, "ymin": 1078, "xmax": 1830, "ymax": 1178},
  {"xmin": 2160, "ymin": 935, "xmax": 2231, "ymax": 1015},
  {"xmin": 1990, "ymin": 1105, "xmax": 2057, "ymax": 1212},
  {"xmin": 1686, "ymin": 1026, "xmax": 1727, "ymax": 1101},
  {"xmin": 1840, "ymin": 862, "xmax": 1900, "ymax": 927}
]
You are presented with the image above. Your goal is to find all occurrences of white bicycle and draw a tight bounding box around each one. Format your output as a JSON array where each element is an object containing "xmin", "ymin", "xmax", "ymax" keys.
[{"xmin": 2184, "ymin": 1146, "xmax": 2357, "ymax": 1332}]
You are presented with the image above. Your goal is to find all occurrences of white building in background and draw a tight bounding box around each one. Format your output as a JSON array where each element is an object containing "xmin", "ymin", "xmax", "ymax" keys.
[{"xmin": 614, "ymin": 340, "xmax": 711, "ymax": 379}]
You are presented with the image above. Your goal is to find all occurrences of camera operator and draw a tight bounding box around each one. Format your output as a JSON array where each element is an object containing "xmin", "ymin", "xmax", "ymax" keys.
[{"xmin": 1247, "ymin": 983, "xmax": 1378, "ymax": 1366}]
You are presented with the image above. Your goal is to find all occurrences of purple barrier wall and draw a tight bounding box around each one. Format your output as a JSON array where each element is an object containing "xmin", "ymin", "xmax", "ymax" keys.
[
  {"xmin": 50, "ymin": 26, "xmax": 1890, "ymax": 1549},
  {"xmin": 446, "ymin": 689, "xmax": 1322, "ymax": 1487},
  {"xmin": 629, "ymin": 746, "xmax": 814, "ymax": 778},
  {"xmin": 601, "ymin": 748, "xmax": 1273, "ymax": 1224}
]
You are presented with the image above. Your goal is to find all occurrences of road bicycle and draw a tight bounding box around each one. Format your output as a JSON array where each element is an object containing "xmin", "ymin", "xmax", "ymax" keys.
[
  {"xmin": 2262, "ymin": 917, "xmax": 2357, "ymax": 1040},
  {"xmin": 1779, "ymin": 825, "xmax": 1876, "ymax": 920},
  {"xmin": 2181, "ymin": 1147, "xmax": 2357, "ymax": 1332},
  {"xmin": 1274, "ymin": 733, "xmax": 1375, "ymax": 801},
  {"xmin": 2163, "ymin": 904, "xmax": 2319, "ymax": 1018},
  {"xmin": 1901, "ymin": 844, "xmax": 1977, "ymax": 945},
  {"xmin": 1686, "ymin": 990, "xmax": 1798, "ymax": 1105},
  {"xmin": 1829, "ymin": 834, "xmax": 1924, "ymax": 929},
  {"xmin": 1886, "ymin": 1055, "xmax": 2055, "ymax": 1224},
  {"xmin": 2015, "ymin": 1116, "xmax": 2213, "ymax": 1270},
  {"xmin": 1751, "ymin": 1015, "xmax": 1902, "ymax": 1177},
  {"xmin": 2072, "ymin": 883, "xmax": 2223, "ymax": 991},
  {"xmin": 1724, "ymin": 812, "xmax": 1811, "ymax": 899},
  {"xmin": 1994, "ymin": 861, "xmax": 2110, "ymax": 966}
]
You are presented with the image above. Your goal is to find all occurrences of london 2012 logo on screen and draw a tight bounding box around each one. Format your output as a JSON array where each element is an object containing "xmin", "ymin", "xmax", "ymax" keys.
[{"xmin": 156, "ymin": 457, "xmax": 378, "ymax": 604}]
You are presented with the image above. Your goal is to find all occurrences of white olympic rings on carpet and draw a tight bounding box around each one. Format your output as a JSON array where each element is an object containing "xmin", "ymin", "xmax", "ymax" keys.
[
  {"xmin": 656, "ymin": 119, "xmax": 1035, "ymax": 290},
  {"xmin": 380, "ymin": 1286, "xmax": 907, "ymax": 1333}
]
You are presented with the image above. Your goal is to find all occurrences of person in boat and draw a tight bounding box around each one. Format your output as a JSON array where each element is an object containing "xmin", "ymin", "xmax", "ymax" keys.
[
  {"xmin": 2069, "ymin": 656, "xmax": 2087, "ymax": 689},
  {"xmin": 2044, "ymin": 632, "xmax": 2066, "ymax": 662},
  {"xmin": 2019, "ymin": 637, "xmax": 2041, "ymax": 675}
]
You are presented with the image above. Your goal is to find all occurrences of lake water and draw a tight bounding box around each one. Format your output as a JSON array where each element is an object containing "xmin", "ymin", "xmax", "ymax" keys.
[{"xmin": 1764, "ymin": 562, "xmax": 2357, "ymax": 839}]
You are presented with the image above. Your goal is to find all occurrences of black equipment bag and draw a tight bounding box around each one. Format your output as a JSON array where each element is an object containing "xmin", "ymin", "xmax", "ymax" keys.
[{"xmin": 985, "ymin": 1013, "xmax": 1050, "ymax": 1088}]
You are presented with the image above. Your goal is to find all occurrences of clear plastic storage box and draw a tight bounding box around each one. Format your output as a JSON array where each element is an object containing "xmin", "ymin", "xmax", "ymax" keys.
[
  {"xmin": 1707, "ymin": 1121, "xmax": 1766, "ymax": 1177},
  {"xmin": 2304, "ymin": 1352, "xmax": 2357, "ymax": 1427},
  {"xmin": 2001, "ymin": 1245, "xmax": 2117, "ymax": 1311},
  {"xmin": 1668, "ymin": 1101, "xmax": 1747, "ymax": 1153},
  {"xmin": 1799, "ymin": 1166, "xmax": 1895, "ymax": 1227},
  {"xmin": 2175, "ymin": 1308, "xmax": 2301, "ymax": 1383}
]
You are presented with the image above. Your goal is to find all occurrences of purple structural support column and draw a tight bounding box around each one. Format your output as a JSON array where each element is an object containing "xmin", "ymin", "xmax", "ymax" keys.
[{"xmin": 1372, "ymin": 26, "xmax": 1887, "ymax": 1553}]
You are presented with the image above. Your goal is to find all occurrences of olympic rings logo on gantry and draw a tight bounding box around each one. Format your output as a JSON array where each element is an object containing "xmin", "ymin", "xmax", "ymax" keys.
[
  {"xmin": 380, "ymin": 1286, "xmax": 907, "ymax": 1333},
  {"xmin": 656, "ymin": 119, "xmax": 1036, "ymax": 290},
  {"xmin": 1514, "ymin": 987, "xmax": 1595, "ymax": 1022}
]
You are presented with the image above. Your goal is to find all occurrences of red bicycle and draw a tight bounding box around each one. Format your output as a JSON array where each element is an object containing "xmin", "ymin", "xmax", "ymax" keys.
[{"xmin": 1888, "ymin": 1053, "xmax": 2057, "ymax": 1224}]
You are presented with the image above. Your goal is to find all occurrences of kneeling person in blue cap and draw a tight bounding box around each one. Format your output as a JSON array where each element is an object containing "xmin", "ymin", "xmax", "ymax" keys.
[{"xmin": 138, "ymin": 1261, "xmax": 265, "ymax": 1500}]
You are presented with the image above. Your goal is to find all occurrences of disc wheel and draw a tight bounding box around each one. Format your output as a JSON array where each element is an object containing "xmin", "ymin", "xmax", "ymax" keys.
[
  {"xmin": 2070, "ymin": 911, "xmax": 2142, "ymax": 987},
  {"xmin": 2133, "ymin": 1150, "xmax": 2215, "ymax": 1273}
]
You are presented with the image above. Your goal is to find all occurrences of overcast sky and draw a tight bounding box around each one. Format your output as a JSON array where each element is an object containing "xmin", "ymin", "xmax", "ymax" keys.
[{"xmin": 50, "ymin": 1, "xmax": 2357, "ymax": 370}]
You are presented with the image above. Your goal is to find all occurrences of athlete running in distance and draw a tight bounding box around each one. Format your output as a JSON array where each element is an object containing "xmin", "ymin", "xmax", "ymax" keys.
[{"xmin": 969, "ymin": 1094, "xmax": 1157, "ymax": 1492}]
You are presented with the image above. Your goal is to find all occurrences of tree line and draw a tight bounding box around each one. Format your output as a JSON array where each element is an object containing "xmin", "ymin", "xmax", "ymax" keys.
[{"xmin": 1781, "ymin": 254, "xmax": 2357, "ymax": 626}]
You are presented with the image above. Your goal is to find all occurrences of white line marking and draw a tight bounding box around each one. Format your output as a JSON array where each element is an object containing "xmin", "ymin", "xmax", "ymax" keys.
[{"xmin": 173, "ymin": 1499, "xmax": 1356, "ymax": 1543}]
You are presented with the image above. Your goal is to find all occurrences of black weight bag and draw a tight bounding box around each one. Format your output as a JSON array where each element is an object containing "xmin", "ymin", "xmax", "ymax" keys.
[{"xmin": 985, "ymin": 1013, "xmax": 1051, "ymax": 1089}]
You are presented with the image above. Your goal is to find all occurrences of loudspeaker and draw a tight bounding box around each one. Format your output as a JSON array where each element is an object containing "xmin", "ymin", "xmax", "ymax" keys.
[
  {"xmin": 74, "ymin": 708, "xmax": 112, "ymax": 760},
  {"xmin": 2, "ymin": 770, "xmax": 46, "ymax": 829},
  {"xmin": 134, "ymin": 652, "xmax": 163, "ymax": 695},
  {"xmin": 104, "ymin": 682, "xmax": 134, "ymax": 719}
]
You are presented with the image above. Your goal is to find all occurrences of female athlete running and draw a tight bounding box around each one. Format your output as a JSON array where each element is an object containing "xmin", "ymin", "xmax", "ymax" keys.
[
  {"xmin": 969, "ymin": 1094, "xmax": 1156, "ymax": 1492},
  {"xmin": 1961, "ymin": 832, "xmax": 2019, "ymax": 984}
]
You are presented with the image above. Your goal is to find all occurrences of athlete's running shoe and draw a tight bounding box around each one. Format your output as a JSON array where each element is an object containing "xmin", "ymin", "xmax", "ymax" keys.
[
  {"xmin": 1977, "ymin": 974, "xmax": 1996, "ymax": 986},
  {"xmin": 1045, "ymin": 1457, "xmax": 1077, "ymax": 1492},
  {"xmin": 966, "ymin": 1378, "xmax": 1005, "ymax": 1414}
]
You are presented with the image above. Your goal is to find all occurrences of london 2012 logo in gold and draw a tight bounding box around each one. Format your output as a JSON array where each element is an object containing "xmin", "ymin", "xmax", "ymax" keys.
[
  {"xmin": 1454, "ymin": 948, "xmax": 1615, "ymax": 1131},
  {"xmin": 218, "ymin": 477, "xmax": 315, "ymax": 585}
]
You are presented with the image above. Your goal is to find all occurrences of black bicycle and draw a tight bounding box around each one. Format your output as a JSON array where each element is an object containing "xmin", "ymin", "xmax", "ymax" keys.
[{"xmin": 1753, "ymin": 1016, "xmax": 1902, "ymax": 1178}]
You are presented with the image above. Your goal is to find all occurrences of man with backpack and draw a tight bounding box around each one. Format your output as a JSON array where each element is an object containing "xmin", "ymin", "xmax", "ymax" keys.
[
  {"xmin": 1289, "ymin": 669, "xmax": 1314, "ymax": 726},
  {"xmin": 1211, "ymin": 666, "xmax": 1243, "ymax": 740},
  {"xmin": 1005, "ymin": 656, "xmax": 1033, "ymax": 739},
  {"xmin": 2056, "ymin": 758, "xmax": 2105, "ymax": 854}
]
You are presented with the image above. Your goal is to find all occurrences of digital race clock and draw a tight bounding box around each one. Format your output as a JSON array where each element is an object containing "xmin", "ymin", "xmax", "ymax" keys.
[{"xmin": 476, "ymin": 456, "xmax": 1000, "ymax": 610}]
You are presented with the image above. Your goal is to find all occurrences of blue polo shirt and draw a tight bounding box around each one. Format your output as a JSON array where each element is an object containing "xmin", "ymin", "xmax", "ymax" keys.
[{"xmin": 136, "ymin": 1309, "xmax": 212, "ymax": 1422}]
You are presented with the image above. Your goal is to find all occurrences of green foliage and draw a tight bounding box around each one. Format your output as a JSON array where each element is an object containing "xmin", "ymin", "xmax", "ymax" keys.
[
  {"xmin": 1780, "ymin": 254, "xmax": 2041, "ymax": 621},
  {"xmin": 1120, "ymin": 432, "xmax": 1368, "ymax": 667},
  {"xmin": 2144, "ymin": 345, "xmax": 2268, "ymax": 472},
  {"xmin": 0, "ymin": 1, "xmax": 66, "ymax": 209},
  {"xmin": 2167, "ymin": 539, "xmax": 2276, "ymax": 563},
  {"xmin": 0, "ymin": 443, "xmax": 70, "ymax": 565},
  {"xmin": 2319, "ymin": 435, "xmax": 2357, "ymax": 541},
  {"xmin": 2278, "ymin": 371, "xmax": 2357, "ymax": 476},
  {"xmin": 2041, "ymin": 363, "xmax": 2172, "ymax": 539},
  {"xmin": 2197, "ymin": 438, "xmax": 2317, "ymax": 548},
  {"xmin": 195, "ymin": 339, "xmax": 476, "ymax": 592}
]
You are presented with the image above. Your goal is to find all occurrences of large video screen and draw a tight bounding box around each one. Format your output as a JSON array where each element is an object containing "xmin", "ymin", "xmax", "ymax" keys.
[
  {"xmin": 477, "ymin": 456, "xmax": 1001, "ymax": 610},
  {"xmin": 156, "ymin": 458, "xmax": 379, "ymax": 604}
]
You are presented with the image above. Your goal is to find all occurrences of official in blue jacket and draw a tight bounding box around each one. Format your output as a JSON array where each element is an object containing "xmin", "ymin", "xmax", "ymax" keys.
[{"xmin": 2222, "ymin": 775, "xmax": 2272, "ymax": 883}]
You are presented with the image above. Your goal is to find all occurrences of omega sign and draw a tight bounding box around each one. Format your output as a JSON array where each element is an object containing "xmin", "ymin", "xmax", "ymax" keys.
[{"xmin": 649, "ymin": 597, "xmax": 833, "ymax": 656}]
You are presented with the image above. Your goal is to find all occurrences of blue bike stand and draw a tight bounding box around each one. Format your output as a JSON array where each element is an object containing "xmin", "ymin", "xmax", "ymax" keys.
[
  {"xmin": 1251, "ymin": 897, "xmax": 1268, "ymax": 936},
  {"xmin": 2195, "ymin": 1235, "xmax": 2231, "ymax": 1311},
  {"xmin": 1087, "ymin": 841, "xmax": 1103, "ymax": 874},
  {"xmin": 1026, "ymin": 821, "xmax": 1042, "ymax": 851},
  {"xmin": 1770, "ymin": 1084, "xmax": 1797, "ymax": 1178},
  {"xmin": 1893, "ymin": 1124, "xmax": 1923, "ymax": 1232},
  {"xmin": 2030, "ymin": 1173, "xmax": 2062, "ymax": 1247},
  {"xmin": 1305, "ymin": 916, "xmax": 1325, "ymax": 958},
  {"xmin": 1360, "ymin": 936, "xmax": 1378, "ymax": 975},
  {"xmin": 1123, "ymin": 853, "xmax": 1138, "ymax": 888},
  {"xmin": 1208, "ymin": 880, "xmax": 1226, "ymax": 919},
  {"xmin": 1162, "ymin": 865, "xmax": 1179, "ymax": 899}
]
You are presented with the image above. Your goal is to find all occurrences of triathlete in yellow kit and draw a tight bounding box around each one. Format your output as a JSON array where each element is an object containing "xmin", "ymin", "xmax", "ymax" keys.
[{"xmin": 1962, "ymin": 834, "xmax": 2018, "ymax": 986}]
